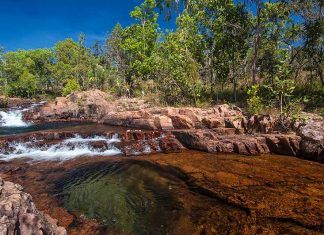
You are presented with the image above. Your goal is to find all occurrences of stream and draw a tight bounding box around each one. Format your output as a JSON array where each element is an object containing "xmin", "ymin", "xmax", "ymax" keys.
[
  {"xmin": 0, "ymin": 105, "xmax": 200, "ymax": 234},
  {"xmin": 1, "ymin": 105, "xmax": 323, "ymax": 235}
]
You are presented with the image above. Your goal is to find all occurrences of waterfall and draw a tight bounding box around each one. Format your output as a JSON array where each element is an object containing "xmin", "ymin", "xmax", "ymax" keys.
[
  {"xmin": 0, "ymin": 101, "xmax": 46, "ymax": 127},
  {"xmin": 0, "ymin": 110, "xmax": 30, "ymax": 127}
]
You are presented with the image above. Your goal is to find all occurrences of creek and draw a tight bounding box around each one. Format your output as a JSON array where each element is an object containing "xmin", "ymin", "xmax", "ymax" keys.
[
  {"xmin": 1, "ymin": 104, "xmax": 323, "ymax": 235},
  {"xmin": 0, "ymin": 104, "xmax": 199, "ymax": 234}
]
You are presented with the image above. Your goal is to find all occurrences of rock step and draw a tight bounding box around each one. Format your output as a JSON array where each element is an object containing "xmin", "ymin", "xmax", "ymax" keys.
[{"xmin": 172, "ymin": 129, "xmax": 312, "ymax": 160}]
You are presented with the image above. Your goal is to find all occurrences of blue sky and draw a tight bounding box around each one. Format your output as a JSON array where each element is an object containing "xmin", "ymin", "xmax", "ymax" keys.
[{"xmin": 0, "ymin": 0, "xmax": 174, "ymax": 51}]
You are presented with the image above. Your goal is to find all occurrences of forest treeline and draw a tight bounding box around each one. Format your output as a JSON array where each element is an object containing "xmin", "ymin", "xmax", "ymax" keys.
[{"xmin": 0, "ymin": 0, "xmax": 322, "ymax": 112}]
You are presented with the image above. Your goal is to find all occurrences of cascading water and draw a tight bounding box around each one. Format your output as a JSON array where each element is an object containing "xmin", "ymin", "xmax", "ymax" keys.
[
  {"xmin": 0, "ymin": 134, "xmax": 122, "ymax": 161},
  {"xmin": 0, "ymin": 110, "xmax": 30, "ymax": 127},
  {"xmin": 0, "ymin": 101, "xmax": 47, "ymax": 128}
]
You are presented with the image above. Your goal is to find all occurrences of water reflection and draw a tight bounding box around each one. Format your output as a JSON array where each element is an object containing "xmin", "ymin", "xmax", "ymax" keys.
[{"xmin": 56, "ymin": 162, "xmax": 187, "ymax": 234}]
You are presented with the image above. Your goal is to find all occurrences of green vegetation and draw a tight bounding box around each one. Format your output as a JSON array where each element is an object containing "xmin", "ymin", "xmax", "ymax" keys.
[{"xmin": 0, "ymin": 0, "xmax": 323, "ymax": 113}]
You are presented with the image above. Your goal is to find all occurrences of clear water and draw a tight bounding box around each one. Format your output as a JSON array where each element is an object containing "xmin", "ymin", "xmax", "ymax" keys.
[
  {"xmin": 0, "ymin": 121, "xmax": 94, "ymax": 136},
  {"xmin": 55, "ymin": 162, "xmax": 187, "ymax": 235}
]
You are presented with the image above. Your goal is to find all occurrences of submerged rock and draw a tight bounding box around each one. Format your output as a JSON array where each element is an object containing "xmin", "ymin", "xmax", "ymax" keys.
[{"xmin": 0, "ymin": 177, "xmax": 66, "ymax": 235}]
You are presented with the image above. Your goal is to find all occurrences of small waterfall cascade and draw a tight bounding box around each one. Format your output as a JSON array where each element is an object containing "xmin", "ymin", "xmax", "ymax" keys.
[
  {"xmin": 0, "ymin": 102, "xmax": 46, "ymax": 127},
  {"xmin": 0, "ymin": 110, "xmax": 30, "ymax": 127},
  {"xmin": 0, "ymin": 134, "xmax": 122, "ymax": 161}
]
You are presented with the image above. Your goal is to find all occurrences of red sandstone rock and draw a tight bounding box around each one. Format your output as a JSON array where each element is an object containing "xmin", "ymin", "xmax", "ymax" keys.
[
  {"xmin": 202, "ymin": 118, "xmax": 224, "ymax": 128},
  {"xmin": 130, "ymin": 118, "xmax": 157, "ymax": 130},
  {"xmin": 172, "ymin": 129, "xmax": 304, "ymax": 157},
  {"xmin": 225, "ymin": 117, "xmax": 244, "ymax": 129},
  {"xmin": 298, "ymin": 120, "xmax": 324, "ymax": 162},
  {"xmin": 154, "ymin": 115, "xmax": 174, "ymax": 130},
  {"xmin": 170, "ymin": 115, "xmax": 194, "ymax": 129},
  {"xmin": 20, "ymin": 90, "xmax": 324, "ymax": 161},
  {"xmin": 0, "ymin": 96, "xmax": 33, "ymax": 108},
  {"xmin": 248, "ymin": 115, "xmax": 274, "ymax": 134},
  {"xmin": 0, "ymin": 178, "xmax": 66, "ymax": 235}
]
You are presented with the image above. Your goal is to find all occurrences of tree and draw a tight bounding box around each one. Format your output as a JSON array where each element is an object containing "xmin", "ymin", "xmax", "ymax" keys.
[
  {"xmin": 53, "ymin": 36, "xmax": 97, "ymax": 94},
  {"xmin": 194, "ymin": 0, "xmax": 251, "ymax": 101},
  {"xmin": 0, "ymin": 47, "xmax": 6, "ymax": 95},
  {"xmin": 156, "ymin": 11, "xmax": 203, "ymax": 105},
  {"xmin": 119, "ymin": 0, "xmax": 159, "ymax": 95}
]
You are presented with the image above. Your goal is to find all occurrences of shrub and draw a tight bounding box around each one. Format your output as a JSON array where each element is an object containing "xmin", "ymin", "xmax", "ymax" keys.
[
  {"xmin": 247, "ymin": 85, "xmax": 265, "ymax": 115},
  {"xmin": 62, "ymin": 79, "xmax": 80, "ymax": 96}
]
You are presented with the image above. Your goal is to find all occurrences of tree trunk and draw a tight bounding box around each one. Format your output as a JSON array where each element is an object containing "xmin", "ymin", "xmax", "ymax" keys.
[
  {"xmin": 232, "ymin": 49, "xmax": 237, "ymax": 102},
  {"xmin": 252, "ymin": 0, "xmax": 261, "ymax": 85}
]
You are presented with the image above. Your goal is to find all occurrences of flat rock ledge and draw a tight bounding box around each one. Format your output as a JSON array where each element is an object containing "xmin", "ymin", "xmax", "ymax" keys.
[
  {"xmin": 0, "ymin": 177, "xmax": 66, "ymax": 235},
  {"xmin": 173, "ymin": 129, "xmax": 303, "ymax": 157}
]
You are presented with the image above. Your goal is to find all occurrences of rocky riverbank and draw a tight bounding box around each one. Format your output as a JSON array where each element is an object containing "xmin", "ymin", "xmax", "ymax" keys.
[
  {"xmin": 1, "ymin": 90, "xmax": 323, "ymax": 234},
  {"xmin": 24, "ymin": 89, "xmax": 324, "ymax": 162},
  {"xmin": 0, "ymin": 177, "xmax": 66, "ymax": 234}
]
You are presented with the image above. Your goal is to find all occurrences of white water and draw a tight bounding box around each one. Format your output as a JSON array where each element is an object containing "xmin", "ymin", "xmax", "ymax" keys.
[
  {"xmin": 63, "ymin": 134, "xmax": 120, "ymax": 144},
  {"xmin": 0, "ymin": 135, "xmax": 122, "ymax": 162},
  {"xmin": 0, "ymin": 101, "xmax": 46, "ymax": 127},
  {"xmin": 0, "ymin": 110, "xmax": 30, "ymax": 127}
]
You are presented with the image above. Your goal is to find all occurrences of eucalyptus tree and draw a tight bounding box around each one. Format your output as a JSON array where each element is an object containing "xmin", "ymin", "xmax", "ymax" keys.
[
  {"xmin": 119, "ymin": 0, "xmax": 160, "ymax": 95},
  {"xmin": 295, "ymin": 0, "xmax": 323, "ymax": 87},
  {"xmin": 193, "ymin": 0, "xmax": 251, "ymax": 101},
  {"xmin": 157, "ymin": 11, "xmax": 203, "ymax": 105}
]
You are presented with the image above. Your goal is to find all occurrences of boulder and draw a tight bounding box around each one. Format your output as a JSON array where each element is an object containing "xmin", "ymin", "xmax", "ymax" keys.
[
  {"xmin": 173, "ymin": 130, "xmax": 271, "ymax": 155},
  {"xmin": 170, "ymin": 115, "xmax": 194, "ymax": 129},
  {"xmin": 264, "ymin": 134, "xmax": 301, "ymax": 156},
  {"xmin": 298, "ymin": 120, "xmax": 324, "ymax": 162},
  {"xmin": 0, "ymin": 178, "xmax": 66, "ymax": 235},
  {"xmin": 202, "ymin": 118, "xmax": 224, "ymax": 128},
  {"xmin": 26, "ymin": 89, "xmax": 113, "ymax": 121},
  {"xmin": 248, "ymin": 115, "xmax": 274, "ymax": 134},
  {"xmin": 130, "ymin": 118, "xmax": 157, "ymax": 130},
  {"xmin": 154, "ymin": 115, "xmax": 174, "ymax": 130}
]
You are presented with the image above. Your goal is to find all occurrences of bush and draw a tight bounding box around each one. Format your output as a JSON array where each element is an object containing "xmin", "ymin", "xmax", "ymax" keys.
[
  {"xmin": 62, "ymin": 79, "xmax": 80, "ymax": 96},
  {"xmin": 247, "ymin": 85, "xmax": 265, "ymax": 114}
]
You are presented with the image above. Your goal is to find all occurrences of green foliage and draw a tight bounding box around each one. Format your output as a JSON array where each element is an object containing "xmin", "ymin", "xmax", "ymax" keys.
[
  {"xmin": 156, "ymin": 11, "xmax": 203, "ymax": 105},
  {"xmin": 247, "ymin": 85, "xmax": 264, "ymax": 114},
  {"xmin": 247, "ymin": 77, "xmax": 308, "ymax": 122},
  {"xmin": 0, "ymin": 0, "xmax": 322, "ymax": 110},
  {"xmin": 62, "ymin": 79, "xmax": 80, "ymax": 96},
  {"xmin": 121, "ymin": 0, "xmax": 159, "ymax": 93}
]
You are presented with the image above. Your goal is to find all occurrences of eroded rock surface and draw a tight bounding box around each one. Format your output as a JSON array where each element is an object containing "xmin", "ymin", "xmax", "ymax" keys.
[
  {"xmin": 22, "ymin": 90, "xmax": 324, "ymax": 162},
  {"xmin": 0, "ymin": 177, "xmax": 66, "ymax": 235},
  {"xmin": 0, "ymin": 96, "xmax": 33, "ymax": 108},
  {"xmin": 173, "ymin": 129, "xmax": 302, "ymax": 157},
  {"xmin": 298, "ymin": 120, "xmax": 324, "ymax": 162},
  {"xmin": 25, "ymin": 90, "xmax": 244, "ymax": 130},
  {"xmin": 0, "ymin": 130, "xmax": 184, "ymax": 158}
]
